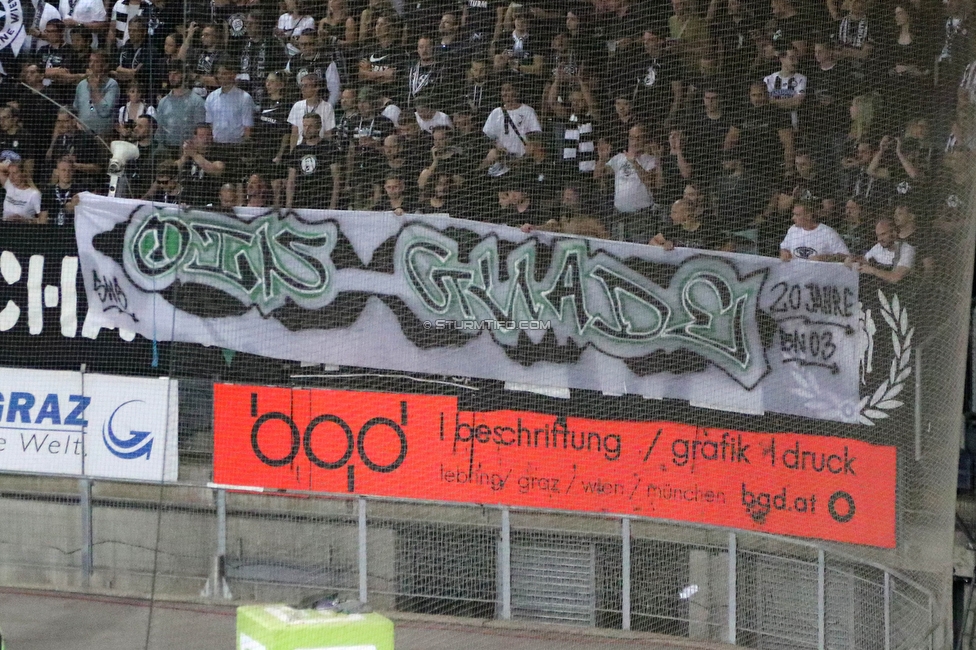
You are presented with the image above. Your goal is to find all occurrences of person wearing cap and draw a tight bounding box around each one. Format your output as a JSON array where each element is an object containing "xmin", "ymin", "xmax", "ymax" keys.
[
  {"xmin": 288, "ymin": 73, "xmax": 337, "ymax": 150},
  {"xmin": 156, "ymin": 63, "xmax": 208, "ymax": 149}
]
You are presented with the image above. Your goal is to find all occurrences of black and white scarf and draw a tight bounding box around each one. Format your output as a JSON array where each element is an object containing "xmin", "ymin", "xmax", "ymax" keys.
[{"xmin": 563, "ymin": 112, "xmax": 595, "ymax": 173}]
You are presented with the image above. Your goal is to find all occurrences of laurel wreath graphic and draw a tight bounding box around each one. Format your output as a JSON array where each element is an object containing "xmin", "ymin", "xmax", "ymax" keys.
[{"xmin": 857, "ymin": 290, "xmax": 914, "ymax": 425}]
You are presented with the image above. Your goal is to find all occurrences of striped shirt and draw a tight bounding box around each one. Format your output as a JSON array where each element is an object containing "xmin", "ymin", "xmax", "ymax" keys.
[
  {"xmin": 112, "ymin": 0, "xmax": 146, "ymax": 48},
  {"xmin": 563, "ymin": 112, "xmax": 596, "ymax": 174}
]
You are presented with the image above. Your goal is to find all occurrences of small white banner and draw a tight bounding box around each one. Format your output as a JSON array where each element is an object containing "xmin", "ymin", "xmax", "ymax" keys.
[{"xmin": 0, "ymin": 367, "xmax": 178, "ymax": 481}]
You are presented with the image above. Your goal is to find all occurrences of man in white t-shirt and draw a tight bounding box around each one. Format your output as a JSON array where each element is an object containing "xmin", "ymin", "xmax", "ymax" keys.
[
  {"xmin": 60, "ymin": 0, "xmax": 107, "ymax": 45},
  {"xmin": 850, "ymin": 218, "xmax": 916, "ymax": 283},
  {"xmin": 482, "ymin": 82, "xmax": 541, "ymax": 158},
  {"xmin": 780, "ymin": 202, "xmax": 849, "ymax": 262},
  {"xmin": 414, "ymin": 96, "xmax": 453, "ymax": 133},
  {"xmin": 288, "ymin": 73, "xmax": 336, "ymax": 148},
  {"xmin": 595, "ymin": 124, "xmax": 662, "ymax": 241}
]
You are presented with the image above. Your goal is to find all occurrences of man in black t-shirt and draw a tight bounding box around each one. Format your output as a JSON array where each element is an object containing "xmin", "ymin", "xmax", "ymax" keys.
[
  {"xmin": 288, "ymin": 113, "xmax": 340, "ymax": 209},
  {"xmin": 358, "ymin": 17, "xmax": 407, "ymax": 96},
  {"xmin": 712, "ymin": 0, "xmax": 761, "ymax": 85},
  {"xmin": 115, "ymin": 18, "xmax": 162, "ymax": 97},
  {"xmin": 461, "ymin": 0, "xmax": 504, "ymax": 45},
  {"xmin": 346, "ymin": 87, "xmax": 395, "ymax": 190},
  {"xmin": 803, "ymin": 42, "xmax": 853, "ymax": 159},
  {"xmin": 493, "ymin": 172, "xmax": 544, "ymax": 228},
  {"xmin": 650, "ymin": 198, "xmax": 731, "ymax": 251},
  {"xmin": 40, "ymin": 158, "xmax": 83, "ymax": 227},
  {"xmin": 628, "ymin": 29, "xmax": 683, "ymax": 128},
  {"xmin": 405, "ymin": 36, "xmax": 453, "ymax": 110},
  {"xmin": 0, "ymin": 107, "xmax": 40, "ymax": 175},
  {"xmin": 35, "ymin": 20, "xmax": 85, "ymax": 106},
  {"xmin": 681, "ymin": 88, "xmax": 735, "ymax": 184},
  {"xmin": 239, "ymin": 11, "xmax": 286, "ymax": 106},
  {"xmin": 178, "ymin": 123, "xmax": 226, "ymax": 207},
  {"xmin": 727, "ymin": 82, "xmax": 794, "ymax": 179},
  {"xmin": 766, "ymin": 0, "xmax": 810, "ymax": 60},
  {"xmin": 126, "ymin": 115, "xmax": 167, "ymax": 199}
]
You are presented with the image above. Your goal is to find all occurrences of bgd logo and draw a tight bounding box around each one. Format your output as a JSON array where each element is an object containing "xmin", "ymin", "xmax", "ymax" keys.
[{"xmin": 249, "ymin": 392, "xmax": 408, "ymax": 492}]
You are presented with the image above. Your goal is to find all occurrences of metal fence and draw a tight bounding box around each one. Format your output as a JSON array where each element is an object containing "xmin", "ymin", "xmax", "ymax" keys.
[{"xmin": 0, "ymin": 477, "xmax": 942, "ymax": 650}]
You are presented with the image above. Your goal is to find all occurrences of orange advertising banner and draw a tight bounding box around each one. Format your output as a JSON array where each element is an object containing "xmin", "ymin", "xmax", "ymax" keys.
[{"xmin": 213, "ymin": 384, "xmax": 897, "ymax": 548}]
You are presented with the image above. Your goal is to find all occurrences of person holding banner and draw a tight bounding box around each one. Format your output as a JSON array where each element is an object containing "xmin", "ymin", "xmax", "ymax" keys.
[
  {"xmin": 845, "ymin": 218, "xmax": 916, "ymax": 284},
  {"xmin": 779, "ymin": 201, "xmax": 850, "ymax": 262}
]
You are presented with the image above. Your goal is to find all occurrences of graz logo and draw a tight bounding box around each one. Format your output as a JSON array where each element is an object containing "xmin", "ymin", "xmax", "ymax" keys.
[
  {"xmin": 249, "ymin": 393, "xmax": 408, "ymax": 492},
  {"xmin": 122, "ymin": 208, "xmax": 337, "ymax": 313},
  {"xmin": 102, "ymin": 400, "xmax": 154, "ymax": 460},
  {"xmin": 0, "ymin": 0, "xmax": 25, "ymax": 55}
]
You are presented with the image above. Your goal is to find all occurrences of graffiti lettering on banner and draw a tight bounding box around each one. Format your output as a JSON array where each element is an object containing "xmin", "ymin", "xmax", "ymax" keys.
[
  {"xmin": 77, "ymin": 196, "xmax": 864, "ymax": 422},
  {"xmin": 214, "ymin": 384, "xmax": 896, "ymax": 547}
]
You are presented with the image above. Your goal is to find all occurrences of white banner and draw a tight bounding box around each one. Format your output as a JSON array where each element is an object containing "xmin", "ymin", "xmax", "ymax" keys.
[
  {"xmin": 0, "ymin": 366, "xmax": 178, "ymax": 481},
  {"xmin": 75, "ymin": 194, "xmax": 863, "ymax": 422}
]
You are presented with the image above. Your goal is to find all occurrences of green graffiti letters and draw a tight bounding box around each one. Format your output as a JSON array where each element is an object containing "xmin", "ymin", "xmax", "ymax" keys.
[
  {"xmin": 124, "ymin": 210, "xmax": 337, "ymax": 313},
  {"xmin": 120, "ymin": 212, "xmax": 770, "ymax": 388},
  {"xmin": 397, "ymin": 226, "xmax": 769, "ymax": 388}
]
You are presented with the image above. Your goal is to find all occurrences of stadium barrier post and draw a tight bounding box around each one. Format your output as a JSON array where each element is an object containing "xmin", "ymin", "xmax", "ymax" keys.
[
  {"xmin": 621, "ymin": 517, "xmax": 630, "ymax": 631},
  {"xmin": 203, "ymin": 488, "xmax": 231, "ymax": 599},
  {"xmin": 884, "ymin": 571, "xmax": 891, "ymax": 650},
  {"xmin": 358, "ymin": 497, "xmax": 368, "ymax": 603},
  {"xmin": 79, "ymin": 478, "xmax": 92, "ymax": 589},
  {"xmin": 817, "ymin": 549, "xmax": 825, "ymax": 650},
  {"xmin": 728, "ymin": 532, "xmax": 737, "ymax": 645},
  {"xmin": 500, "ymin": 507, "xmax": 511, "ymax": 620},
  {"xmin": 916, "ymin": 347, "xmax": 924, "ymax": 461}
]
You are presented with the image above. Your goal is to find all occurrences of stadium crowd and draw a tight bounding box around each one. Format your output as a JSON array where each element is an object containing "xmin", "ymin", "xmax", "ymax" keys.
[{"xmin": 0, "ymin": 0, "xmax": 973, "ymax": 280}]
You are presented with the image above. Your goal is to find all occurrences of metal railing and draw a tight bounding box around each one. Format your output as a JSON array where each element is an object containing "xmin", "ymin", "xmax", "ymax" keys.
[{"xmin": 0, "ymin": 477, "xmax": 944, "ymax": 649}]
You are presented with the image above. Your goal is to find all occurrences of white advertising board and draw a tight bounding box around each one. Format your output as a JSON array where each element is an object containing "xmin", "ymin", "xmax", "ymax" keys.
[{"xmin": 0, "ymin": 367, "xmax": 178, "ymax": 482}]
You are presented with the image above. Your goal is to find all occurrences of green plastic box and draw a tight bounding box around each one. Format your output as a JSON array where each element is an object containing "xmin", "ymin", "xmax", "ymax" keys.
[{"xmin": 236, "ymin": 605, "xmax": 394, "ymax": 650}]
